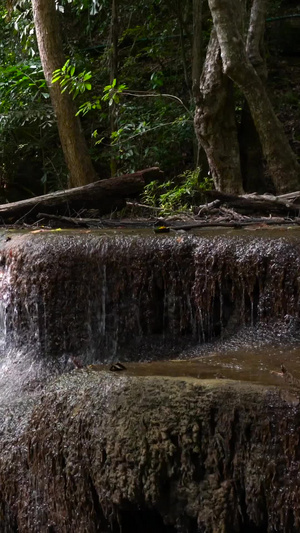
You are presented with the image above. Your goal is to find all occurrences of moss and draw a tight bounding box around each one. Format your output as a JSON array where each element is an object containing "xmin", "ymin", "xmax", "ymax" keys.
[{"xmin": 1, "ymin": 373, "xmax": 300, "ymax": 532}]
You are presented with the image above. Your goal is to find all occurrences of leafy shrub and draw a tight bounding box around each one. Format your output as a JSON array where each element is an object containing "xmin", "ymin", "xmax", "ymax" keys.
[{"xmin": 142, "ymin": 168, "xmax": 213, "ymax": 214}]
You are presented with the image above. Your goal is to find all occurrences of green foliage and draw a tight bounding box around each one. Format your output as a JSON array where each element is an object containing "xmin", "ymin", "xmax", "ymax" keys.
[
  {"xmin": 150, "ymin": 71, "xmax": 164, "ymax": 90},
  {"xmin": 102, "ymin": 79, "xmax": 128, "ymax": 106},
  {"xmin": 52, "ymin": 60, "xmax": 92, "ymax": 98},
  {"xmin": 54, "ymin": 60, "xmax": 193, "ymax": 174},
  {"xmin": 0, "ymin": 2, "xmax": 69, "ymax": 197},
  {"xmin": 9, "ymin": 0, "xmax": 36, "ymax": 57},
  {"xmin": 0, "ymin": 57, "xmax": 61, "ymax": 192},
  {"xmin": 142, "ymin": 169, "xmax": 213, "ymax": 214},
  {"xmin": 52, "ymin": 64, "xmax": 129, "ymax": 116},
  {"xmin": 0, "ymin": 0, "xmax": 297, "ymax": 202},
  {"xmin": 109, "ymin": 104, "xmax": 193, "ymax": 174},
  {"xmin": 48, "ymin": 0, "xmax": 197, "ymax": 176},
  {"xmin": 0, "ymin": 62, "xmax": 47, "ymax": 106},
  {"xmin": 76, "ymin": 97, "xmax": 102, "ymax": 116},
  {"xmin": 59, "ymin": 0, "xmax": 106, "ymax": 16}
]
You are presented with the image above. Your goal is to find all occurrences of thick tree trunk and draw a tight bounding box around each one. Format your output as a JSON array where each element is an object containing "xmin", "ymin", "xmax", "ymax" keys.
[
  {"xmin": 32, "ymin": 0, "xmax": 97, "ymax": 188},
  {"xmin": 194, "ymin": 31, "xmax": 244, "ymax": 194},
  {"xmin": 246, "ymin": 0, "xmax": 268, "ymax": 81},
  {"xmin": 239, "ymin": 103, "xmax": 266, "ymax": 193},
  {"xmin": 208, "ymin": 0, "xmax": 300, "ymax": 194},
  {"xmin": 240, "ymin": 0, "xmax": 268, "ymax": 192}
]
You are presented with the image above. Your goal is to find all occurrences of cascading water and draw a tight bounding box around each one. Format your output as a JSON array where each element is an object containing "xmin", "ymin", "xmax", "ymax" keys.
[
  {"xmin": 1, "ymin": 230, "xmax": 300, "ymax": 361},
  {"xmin": 1, "ymin": 229, "xmax": 300, "ymax": 533}
]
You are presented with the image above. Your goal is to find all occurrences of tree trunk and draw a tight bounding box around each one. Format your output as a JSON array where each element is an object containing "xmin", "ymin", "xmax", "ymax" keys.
[
  {"xmin": 176, "ymin": 0, "xmax": 192, "ymax": 100},
  {"xmin": 207, "ymin": 0, "xmax": 300, "ymax": 194},
  {"xmin": 246, "ymin": 0, "xmax": 268, "ymax": 81},
  {"xmin": 109, "ymin": 0, "xmax": 119, "ymax": 177},
  {"xmin": 194, "ymin": 31, "xmax": 244, "ymax": 194},
  {"xmin": 240, "ymin": 0, "xmax": 268, "ymax": 193},
  {"xmin": 192, "ymin": 0, "xmax": 203, "ymax": 93},
  {"xmin": 31, "ymin": 0, "xmax": 97, "ymax": 188},
  {"xmin": 239, "ymin": 103, "xmax": 267, "ymax": 193},
  {"xmin": 192, "ymin": 0, "xmax": 203, "ymax": 167}
]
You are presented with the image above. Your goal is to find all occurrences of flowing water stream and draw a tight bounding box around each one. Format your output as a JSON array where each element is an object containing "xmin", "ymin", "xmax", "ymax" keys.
[
  {"xmin": 1, "ymin": 228, "xmax": 300, "ymax": 532},
  {"xmin": 1, "ymin": 228, "xmax": 300, "ymax": 359}
]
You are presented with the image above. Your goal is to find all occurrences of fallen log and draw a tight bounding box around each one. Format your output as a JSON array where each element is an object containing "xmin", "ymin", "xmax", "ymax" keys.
[
  {"xmin": 35, "ymin": 212, "xmax": 300, "ymax": 231},
  {"xmin": 171, "ymin": 218, "xmax": 300, "ymax": 230},
  {"xmin": 270, "ymin": 190, "xmax": 300, "ymax": 202},
  {"xmin": 37, "ymin": 212, "xmax": 156, "ymax": 228},
  {"xmin": 207, "ymin": 190, "xmax": 300, "ymax": 215},
  {"xmin": 0, "ymin": 167, "xmax": 163, "ymax": 224}
]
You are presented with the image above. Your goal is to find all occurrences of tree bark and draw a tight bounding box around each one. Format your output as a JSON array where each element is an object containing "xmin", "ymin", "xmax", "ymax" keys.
[
  {"xmin": 194, "ymin": 31, "xmax": 244, "ymax": 194},
  {"xmin": 175, "ymin": 0, "xmax": 192, "ymax": 100},
  {"xmin": 207, "ymin": 0, "xmax": 300, "ymax": 194},
  {"xmin": 239, "ymin": 102, "xmax": 266, "ymax": 193},
  {"xmin": 31, "ymin": 0, "xmax": 97, "ymax": 188},
  {"xmin": 192, "ymin": 0, "xmax": 203, "ymax": 167},
  {"xmin": 207, "ymin": 189, "xmax": 300, "ymax": 215},
  {"xmin": 246, "ymin": 0, "xmax": 268, "ymax": 81},
  {"xmin": 109, "ymin": 0, "xmax": 119, "ymax": 176},
  {"xmin": 192, "ymin": 0, "xmax": 203, "ymax": 94},
  {"xmin": 239, "ymin": 0, "xmax": 268, "ymax": 193}
]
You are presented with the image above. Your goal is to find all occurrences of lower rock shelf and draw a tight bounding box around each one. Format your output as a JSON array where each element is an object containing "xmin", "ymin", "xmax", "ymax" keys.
[{"xmin": 0, "ymin": 372, "xmax": 299, "ymax": 533}]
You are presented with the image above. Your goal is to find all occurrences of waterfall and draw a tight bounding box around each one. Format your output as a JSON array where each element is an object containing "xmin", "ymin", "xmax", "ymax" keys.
[
  {"xmin": 0, "ymin": 231, "xmax": 299, "ymax": 362},
  {"xmin": 0, "ymin": 229, "xmax": 300, "ymax": 533}
]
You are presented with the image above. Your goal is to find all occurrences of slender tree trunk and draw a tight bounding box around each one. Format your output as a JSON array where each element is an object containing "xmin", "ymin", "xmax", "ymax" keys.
[
  {"xmin": 194, "ymin": 31, "xmax": 244, "ymax": 194},
  {"xmin": 192, "ymin": 0, "xmax": 203, "ymax": 167},
  {"xmin": 192, "ymin": 0, "xmax": 203, "ymax": 94},
  {"xmin": 32, "ymin": 0, "xmax": 97, "ymax": 188},
  {"xmin": 176, "ymin": 1, "xmax": 192, "ymax": 100},
  {"xmin": 109, "ymin": 0, "xmax": 119, "ymax": 176},
  {"xmin": 208, "ymin": 0, "xmax": 300, "ymax": 193}
]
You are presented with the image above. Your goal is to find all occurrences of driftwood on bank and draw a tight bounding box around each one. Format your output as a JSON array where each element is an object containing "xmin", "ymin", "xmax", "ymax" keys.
[
  {"xmin": 37, "ymin": 212, "xmax": 156, "ymax": 228},
  {"xmin": 1, "ymin": 171, "xmax": 300, "ymax": 228},
  {"xmin": 207, "ymin": 190, "xmax": 300, "ymax": 215},
  {"xmin": 36, "ymin": 212, "xmax": 300, "ymax": 231},
  {"xmin": 0, "ymin": 167, "xmax": 163, "ymax": 223}
]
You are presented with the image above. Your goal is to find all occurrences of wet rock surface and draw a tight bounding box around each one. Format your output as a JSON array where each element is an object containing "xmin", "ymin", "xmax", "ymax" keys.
[
  {"xmin": 1, "ymin": 372, "xmax": 300, "ymax": 533},
  {"xmin": 0, "ymin": 230, "xmax": 300, "ymax": 362},
  {"xmin": 0, "ymin": 230, "xmax": 300, "ymax": 532}
]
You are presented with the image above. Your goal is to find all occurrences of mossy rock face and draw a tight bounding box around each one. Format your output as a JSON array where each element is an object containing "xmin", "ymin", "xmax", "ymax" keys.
[
  {"xmin": 1, "ymin": 372, "xmax": 300, "ymax": 532},
  {"xmin": 2, "ymin": 232, "xmax": 300, "ymax": 362}
]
